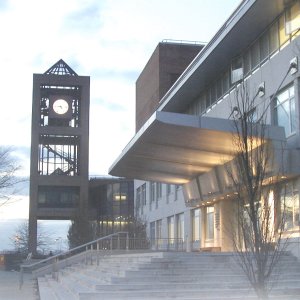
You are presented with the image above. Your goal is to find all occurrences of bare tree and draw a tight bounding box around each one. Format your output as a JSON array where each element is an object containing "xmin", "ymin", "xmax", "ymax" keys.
[
  {"xmin": 10, "ymin": 220, "xmax": 52, "ymax": 255},
  {"xmin": 227, "ymin": 83, "xmax": 288, "ymax": 299},
  {"xmin": 0, "ymin": 146, "xmax": 23, "ymax": 207}
]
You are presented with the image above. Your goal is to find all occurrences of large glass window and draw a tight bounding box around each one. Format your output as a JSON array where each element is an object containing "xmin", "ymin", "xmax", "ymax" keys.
[
  {"xmin": 38, "ymin": 135, "xmax": 80, "ymax": 176},
  {"xmin": 285, "ymin": 1, "xmax": 300, "ymax": 35},
  {"xmin": 251, "ymin": 42, "xmax": 260, "ymax": 69},
  {"xmin": 175, "ymin": 185, "xmax": 180, "ymax": 201},
  {"xmin": 149, "ymin": 181, "xmax": 155, "ymax": 210},
  {"xmin": 168, "ymin": 216, "xmax": 174, "ymax": 241},
  {"xmin": 176, "ymin": 213, "xmax": 185, "ymax": 241},
  {"xmin": 231, "ymin": 56, "xmax": 243, "ymax": 84},
  {"xmin": 156, "ymin": 182, "xmax": 162, "ymax": 198},
  {"xmin": 141, "ymin": 183, "xmax": 146, "ymax": 205},
  {"xmin": 156, "ymin": 219, "xmax": 162, "ymax": 240},
  {"xmin": 269, "ymin": 21, "xmax": 279, "ymax": 54},
  {"xmin": 274, "ymin": 85, "xmax": 296, "ymax": 136},
  {"xmin": 281, "ymin": 182, "xmax": 299, "ymax": 231},
  {"xmin": 279, "ymin": 15, "xmax": 289, "ymax": 46},
  {"xmin": 260, "ymin": 31, "xmax": 269, "ymax": 62},
  {"xmin": 150, "ymin": 222, "xmax": 155, "ymax": 244},
  {"xmin": 206, "ymin": 206, "xmax": 214, "ymax": 240},
  {"xmin": 38, "ymin": 186, "xmax": 79, "ymax": 208},
  {"xmin": 136, "ymin": 187, "xmax": 141, "ymax": 211}
]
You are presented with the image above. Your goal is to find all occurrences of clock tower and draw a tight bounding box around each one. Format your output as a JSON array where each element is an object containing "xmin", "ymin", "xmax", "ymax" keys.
[{"xmin": 29, "ymin": 60, "xmax": 90, "ymax": 254}]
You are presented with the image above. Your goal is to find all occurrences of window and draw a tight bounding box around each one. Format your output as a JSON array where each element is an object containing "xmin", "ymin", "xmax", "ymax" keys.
[
  {"xmin": 216, "ymin": 78, "xmax": 222, "ymax": 99},
  {"xmin": 279, "ymin": 15, "xmax": 289, "ymax": 46},
  {"xmin": 38, "ymin": 186, "xmax": 79, "ymax": 208},
  {"xmin": 156, "ymin": 182, "xmax": 162, "ymax": 198},
  {"xmin": 175, "ymin": 184, "xmax": 180, "ymax": 201},
  {"xmin": 210, "ymin": 84, "xmax": 217, "ymax": 104},
  {"xmin": 281, "ymin": 182, "xmax": 299, "ymax": 231},
  {"xmin": 168, "ymin": 216, "xmax": 174, "ymax": 241},
  {"xmin": 274, "ymin": 85, "xmax": 296, "ymax": 136},
  {"xmin": 206, "ymin": 206, "xmax": 214, "ymax": 240},
  {"xmin": 205, "ymin": 90, "xmax": 211, "ymax": 108},
  {"xmin": 135, "ymin": 187, "xmax": 141, "ymax": 213},
  {"xmin": 149, "ymin": 182, "xmax": 155, "ymax": 210},
  {"xmin": 156, "ymin": 219, "xmax": 162, "ymax": 240},
  {"xmin": 285, "ymin": 1, "xmax": 300, "ymax": 35},
  {"xmin": 166, "ymin": 184, "xmax": 171, "ymax": 195},
  {"xmin": 166, "ymin": 184, "xmax": 171, "ymax": 204},
  {"xmin": 192, "ymin": 209, "xmax": 201, "ymax": 242},
  {"xmin": 250, "ymin": 42, "xmax": 260, "ymax": 69},
  {"xmin": 243, "ymin": 50, "xmax": 251, "ymax": 76},
  {"xmin": 155, "ymin": 219, "xmax": 162, "ymax": 249},
  {"xmin": 150, "ymin": 222, "xmax": 155, "ymax": 244},
  {"xmin": 141, "ymin": 183, "xmax": 146, "ymax": 205},
  {"xmin": 222, "ymin": 71, "xmax": 230, "ymax": 94},
  {"xmin": 269, "ymin": 21, "xmax": 279, "ymax": 54},
  {"xmin": 176, "ymin": 213, "xmax": 185, "ymax": 241},
  {"xmin": 231, "ymin": 56, "xmax": 243, "ymax": 84},
  {"xmin": 260, "ymin": 31, "xmax": 269, "ymax": 62}
]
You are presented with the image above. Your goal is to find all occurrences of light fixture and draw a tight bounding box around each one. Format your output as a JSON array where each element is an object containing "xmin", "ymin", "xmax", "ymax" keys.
[
  {"xmin": 290, "ymin": 57, "xmax": 298, "ymax": 75},
  {"xmin": 258, "ymin": 82, "xmax": 265, "ymax": 97}
]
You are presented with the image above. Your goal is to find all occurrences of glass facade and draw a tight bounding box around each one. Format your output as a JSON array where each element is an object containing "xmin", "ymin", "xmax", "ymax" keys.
[
  {"xmin": 89, "ymin": 179, "xmax": 134, "ymax": 236},
  {"xmin": 281, "ymin": 182, "xmax": 300, "ymax": 231}
]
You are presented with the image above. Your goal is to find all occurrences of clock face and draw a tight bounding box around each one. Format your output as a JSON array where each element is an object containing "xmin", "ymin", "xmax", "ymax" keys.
[{"xmin": 53, "ymin": 99, "xmax": 69, "ymax": 115}]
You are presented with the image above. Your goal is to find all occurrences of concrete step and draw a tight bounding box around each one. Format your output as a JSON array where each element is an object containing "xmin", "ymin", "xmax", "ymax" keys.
[
  {"xmin": 77, "ymin": 288, "xmax": 258, "ymax": 299},
  {"xmin": 45, "ymin": 278, "xmax": 76, "ymax": 300},
  {"xmin": 94, "ymin": 281, "xmax": 253, "ymax": 291},
  {"xmin": 37, "ymin": 277, "xmax": 59, "ymax": 300},
  {"xmin": 77, "ymin": 287, "xmax": 300, "ymax": 300},
  {"xmin": 38, "ymin": 251, "xmax": 300, "ymax": 300}
]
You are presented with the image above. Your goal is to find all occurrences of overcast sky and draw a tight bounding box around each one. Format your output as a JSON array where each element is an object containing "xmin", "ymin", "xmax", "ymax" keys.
[{"xmin": 0, "ymin": 0, "xmax": 241, "ymax": 219}]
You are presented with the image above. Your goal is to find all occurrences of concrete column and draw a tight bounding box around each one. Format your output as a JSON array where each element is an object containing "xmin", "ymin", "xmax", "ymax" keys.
[
  {"xmin": 220, "ymin": 199, "xmax": 235, "ymax": 251},
  {"xmin": 28, "ymin": 215, "xmax": 37, "ymax": 254},
  {"xmin": 200, "ymin": 207, "xmax": 206, "ymax": 249},
  {"xmin": 214, "ymin": 203, "xmax": 221, "ymax": 248},
  {"xmin": 186, "ymin": 210, "xmax": 192, "ymax": 252}
]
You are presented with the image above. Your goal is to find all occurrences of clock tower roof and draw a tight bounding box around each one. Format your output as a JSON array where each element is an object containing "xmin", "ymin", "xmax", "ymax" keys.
[{"xmin": 44, "ymin": 59, "xmax": 78, "ymax": 76}]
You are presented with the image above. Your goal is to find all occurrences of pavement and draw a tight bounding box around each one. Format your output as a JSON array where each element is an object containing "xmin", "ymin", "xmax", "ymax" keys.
[{"xmin": 0, "ymin": 270, "xmax": 38, "ymax": 300}]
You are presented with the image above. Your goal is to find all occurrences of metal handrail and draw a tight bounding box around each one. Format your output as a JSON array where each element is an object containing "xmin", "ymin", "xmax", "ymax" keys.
[{"xmin": 19, "ymin": 231, "xmax": 129, "ymax": 288}]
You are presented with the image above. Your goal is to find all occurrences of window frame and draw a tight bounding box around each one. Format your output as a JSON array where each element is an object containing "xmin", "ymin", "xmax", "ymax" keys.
[{"xmin": 274, "ymin": 84, "xmax": 296, "ymax": 137}]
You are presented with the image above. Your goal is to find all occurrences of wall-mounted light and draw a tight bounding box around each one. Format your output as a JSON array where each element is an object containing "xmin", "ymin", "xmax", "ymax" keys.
[
  {"xmin": 290, "ymin": 57, "xmax": 298, "ymax": 75},
  {"xmin": 258, "ymin": 82, "xmax": 265, "ymax": 97}
]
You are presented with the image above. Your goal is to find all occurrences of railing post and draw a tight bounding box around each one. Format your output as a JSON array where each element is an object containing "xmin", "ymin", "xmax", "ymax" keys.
[
  {"xmin": 90, "ymin": 244, "xmax": 93, "ymax": 265},
  {"xmin": 110, "ymin": 237, "xmax": 113, "ymax": 250},
  {"xmin": 19, "ymin": 266, "xmax": 24, "ymax": 289},
  {"xmin": 85, "ymin": 245, "xmax": 88, "ymax": 265},
  {"xmin": 126, "ymin": 233, "xmax": 129, "ymax": 250},
  {"xmin": 117, "ymin": 234, "xmax": 120, "ymax": 250},
  {"xmin": 52, "ymin": 257, "xmax": 58, "ymax": 280},
  {"xmin": 97, "ymin": 241, "xmax": 100, "ymax": 266}
]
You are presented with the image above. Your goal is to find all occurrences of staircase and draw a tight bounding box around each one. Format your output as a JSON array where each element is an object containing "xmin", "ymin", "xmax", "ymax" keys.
[{"xmin": 37, "ymin": 251, "xmax": 300, "ymax": 300}]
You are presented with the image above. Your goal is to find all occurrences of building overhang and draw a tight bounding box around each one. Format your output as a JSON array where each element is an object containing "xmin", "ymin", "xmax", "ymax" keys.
[{"xmin": 109, "ymin": 111, "xmax": 286, "ymax": 185}]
